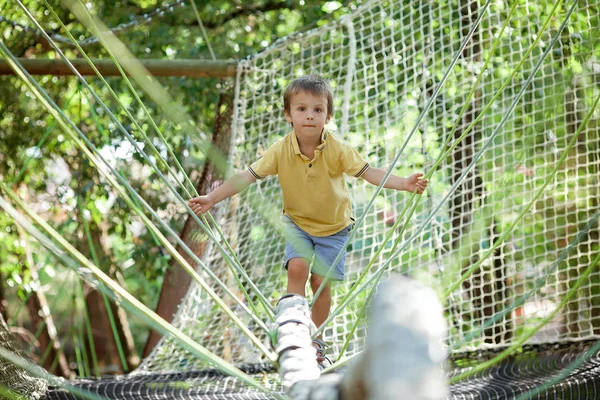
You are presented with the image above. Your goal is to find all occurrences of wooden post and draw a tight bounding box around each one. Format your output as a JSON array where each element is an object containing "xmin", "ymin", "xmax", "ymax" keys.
[{"xmin": 0, "ymin": 58, "xmax": 237, "ymax": 77}]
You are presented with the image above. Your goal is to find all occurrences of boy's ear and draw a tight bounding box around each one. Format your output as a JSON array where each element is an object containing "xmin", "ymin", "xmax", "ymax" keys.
[{"xmin": 284, "ymin": 111, "xmax": 293, "ymax": 124}]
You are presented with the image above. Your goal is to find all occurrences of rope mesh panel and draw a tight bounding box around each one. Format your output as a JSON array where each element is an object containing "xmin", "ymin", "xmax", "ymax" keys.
[
  {"xmin": 46, "ymin": 365, "xmax": 277, "ymax": 400},
  {"xmin": 449, "ymin": 343, "xmax": 600, "ymax": 399},
  {"xmin": 140, "ymin": 0, "xmax": 599, "ymax": 376},
  {"xmin": 43, "ymin": 344, "xmax": 600, "ymax": 399}
]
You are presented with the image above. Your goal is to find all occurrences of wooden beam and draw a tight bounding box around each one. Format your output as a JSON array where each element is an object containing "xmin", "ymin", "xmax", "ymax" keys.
[{"xmin": 0, "ymin": 58, "xmax": 237, "ymax": 77}]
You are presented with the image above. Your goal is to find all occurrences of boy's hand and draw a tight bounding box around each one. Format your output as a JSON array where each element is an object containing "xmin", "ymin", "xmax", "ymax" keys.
[
  {"xmin": 405, "ymin": 173, "xmax": 429, "ymax": 194},
  {"xmin": 188, "ymin": 195, "xmax": 214, "ymax": 216}
]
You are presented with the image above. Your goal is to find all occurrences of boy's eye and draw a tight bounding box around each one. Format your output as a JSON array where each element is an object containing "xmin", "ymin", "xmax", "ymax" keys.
[
  {"xmin": 315, "ymin": 108, "xmax": 323, "ymax": 113},
  {"xmin": 299, "ymin": 107, "xmax": 306, "ymax": 111}
]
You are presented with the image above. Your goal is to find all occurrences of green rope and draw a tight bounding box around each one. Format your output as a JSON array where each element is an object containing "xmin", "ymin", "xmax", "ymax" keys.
[
  {"xmin": 40, "ymin": 0, "xmax": 275, "ymax": 318},
  {"xmin": 450, "ymin": 249, "xmax": 600, "ymax": 383},
  {"xmin": 314, "ymin": 0, "xmax": 574, "ymax": 338},
  {"xmin": 56, "ymin": 0, "xmax": 279, "ymax": 317},
  {"xmin": 0, "ymin": 346, "xmax": 110, "ymax": 400},
  {"xmin": 0, "ymin": 193, "xmax": 284, "ymax": 398},
  {"xmin": 77, "ymin": 276, "xmax": 99, "ymax": 376},
  {"xmin": 336, "ymin": 289, "xmax": 370, "ymax": 360},
  {"xmin": 1, "ymin": 40, "xmax": 273, "ymax": 338},
  {"xmin": 514, "ymin": 339, "xmax": 600, "ymax": 400},
  {"xmin": 0, "ymin": 44, "xmax": 275, "ymax": 361},
  {"xmin": 80, "ymin": 201, "xmax": 129, "ymax": 373},
  {"xmin": 189, "ymin": 1, "xmax": 216, "ymax": 60},
  {"xmin": 0, "ymin": 385, "xmax": 24, "ymax": 400},
  {"xmin": 45, "ymin": 0, "xmax": 196, "ymax": 199},
  {"xmin": 72, "ymin": 326, "xmax": 86, "ymax": 377},
  {"xmin": 309, "ymin": 0, "xmax": 495, "ymax": 307}
]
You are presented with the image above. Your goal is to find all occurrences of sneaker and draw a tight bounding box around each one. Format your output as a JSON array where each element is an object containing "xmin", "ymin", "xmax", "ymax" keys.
[{"xmin": 312, "ymin": 338, "xmax": 333, "ymax": 370}]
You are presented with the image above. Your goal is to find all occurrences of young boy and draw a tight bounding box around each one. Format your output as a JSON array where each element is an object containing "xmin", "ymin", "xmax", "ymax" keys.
[{"xmin": 188, "ymin": 75, "xmax": 428, "ymax": 367}]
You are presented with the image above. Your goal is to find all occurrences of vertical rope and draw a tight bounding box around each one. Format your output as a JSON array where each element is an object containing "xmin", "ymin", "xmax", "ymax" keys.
[{"xmin": 340, "ymin": 16, "xmax": 356, "ymax": 136}]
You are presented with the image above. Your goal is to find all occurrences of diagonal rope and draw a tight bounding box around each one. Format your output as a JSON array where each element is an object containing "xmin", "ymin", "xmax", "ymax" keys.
[
  {"xmin": 335, "ymin": 0, "xmax": 521, "ymax": 359},
  {"xmin": 450, "ymin": 235, "xmax": 600, "ymax": 383},
  {"xmin": 514, "ymin": 339, "xmax": 600, "ymax": 400},
  {"xmin": 0, "ymin": 43, "xmax": 276, "ymax": 361},
  {"xmin": 328, "ymin": 185, "xmax": 600, "ymax": 376},
  {"xmin": 315, "ymin": 0, "xmax": 576, "ymax": 338},
  {"xmin": 44, "ymin": 0, "xmax": 278, "ymax": 317},
  {"xmin": 44, "ymin": 0, "xmax": 196, "ymax": 199},
  {"xmin": 0, "ymin": 345, "xmax": 109, "ymax": 400},
  {"xmin": 45, "ymin": 0, "xmax": 271, "ymax": 318},
  {"xmin": 79, "ymin": 201, "xmax": 130, "ymax": 373},
  {"xmin": 188, "ymin": 1, "xmax": 216, "ymax": 60},
  {"xmin": 16, "ymin": 0, "xmax": 276, "ymax": 322},
  {"xmin": 450, "ymin": 198, "xmax": 600, "ymax": 354},
  {"xmin": 0, "ymin": 192, "xmax": 284, "ymax": 398},
  {"xmin": 309, "ymin": 0, "xmax": 495, "ymax": 307}
]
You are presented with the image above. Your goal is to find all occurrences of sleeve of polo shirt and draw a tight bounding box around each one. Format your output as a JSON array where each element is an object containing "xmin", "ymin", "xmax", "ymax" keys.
[
  {"xmin": 341, "ymin": 143, "xmax": 370, "ymax": 178},
  {"xmin": 248, "ymin": 143, "xmax": 279, "ymax": 179}
]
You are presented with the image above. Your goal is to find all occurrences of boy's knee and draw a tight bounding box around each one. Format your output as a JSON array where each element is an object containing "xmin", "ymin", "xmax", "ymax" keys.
[
  {"xmin": 287, "ymin": 258, "xmax": 310, "ymax": 282},
  {"xmin": 310, "ymin": 274, "xmax": 331, "ymax": 292}
]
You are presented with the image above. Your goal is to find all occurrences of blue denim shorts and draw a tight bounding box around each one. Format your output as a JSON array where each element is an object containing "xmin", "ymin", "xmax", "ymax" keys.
[{"xmin": 283, "ymin": 216, "xmax": 351, "ymax": 281}]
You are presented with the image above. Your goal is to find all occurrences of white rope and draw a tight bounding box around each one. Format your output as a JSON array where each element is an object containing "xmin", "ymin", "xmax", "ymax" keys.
[{"xmin": 340, "ymin": 15, "xmax": 356, "ymax": 136}]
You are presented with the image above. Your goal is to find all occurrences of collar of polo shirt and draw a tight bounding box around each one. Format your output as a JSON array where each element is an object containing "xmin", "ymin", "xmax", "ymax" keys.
[{"xmin": 291, "ymin": 128, "xmax": 328, "ymax": 158}]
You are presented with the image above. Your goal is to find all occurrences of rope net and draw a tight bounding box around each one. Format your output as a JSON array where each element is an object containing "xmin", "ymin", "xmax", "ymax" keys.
[{"xmin": 138, "ymin": 0, "xmax": 600, "ymax": 377}]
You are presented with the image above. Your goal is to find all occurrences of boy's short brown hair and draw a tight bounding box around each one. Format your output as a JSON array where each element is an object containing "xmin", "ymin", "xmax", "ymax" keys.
[{"xmin": 283, "ymin": 75, "xmax": 334, "ymax": 117}]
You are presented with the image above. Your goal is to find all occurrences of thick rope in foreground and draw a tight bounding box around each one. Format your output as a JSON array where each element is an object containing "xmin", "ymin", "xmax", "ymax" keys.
[{"xmin": 275, "ymin": 277, "xmax": 447, "ymax": 400}]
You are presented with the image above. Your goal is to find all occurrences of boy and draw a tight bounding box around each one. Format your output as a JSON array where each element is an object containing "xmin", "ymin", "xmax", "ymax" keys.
[{"xmin": 189, "ymin": 75, "xmax": 428, "ymax": 367}]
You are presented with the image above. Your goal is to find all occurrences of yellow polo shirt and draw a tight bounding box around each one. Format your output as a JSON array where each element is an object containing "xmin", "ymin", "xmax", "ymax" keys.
[{"xmin": 248, "ymin": 130, "xmax": 369, "ymax": 237}]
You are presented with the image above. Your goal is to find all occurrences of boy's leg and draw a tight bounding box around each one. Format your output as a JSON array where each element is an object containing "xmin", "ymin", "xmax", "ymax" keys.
[
  {"xmin": 283, "ymin": 216, "xmax": 315, "ymax": 297},
  {"xmin": 310, "ymin": 225, "xmax": 349, "ymax": 356},
  {"xmin": 310, "ymin": 273, "xmax": 333, "ymax": 368},
  {"xmin": 309, "ymin": 226, "xmax": 350, "ymax": 328},
  {"xmin": 287, "ymin": 258, "xmax": 311, "ymax": 297},
  {"xmin": 309, "ymin": 273, "xmax": 332, "ymax": 330}
]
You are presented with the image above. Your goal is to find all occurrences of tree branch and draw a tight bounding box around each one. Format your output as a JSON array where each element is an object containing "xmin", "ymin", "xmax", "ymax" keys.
[{"xmin": 196, "ymin": 1, "xmax": 301, "ymax": 30}]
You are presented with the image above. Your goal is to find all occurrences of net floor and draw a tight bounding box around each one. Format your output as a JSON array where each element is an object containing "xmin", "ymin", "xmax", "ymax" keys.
[{"xmin": 46, "ymin": 345, "xmax": 600, "ymax": 400}]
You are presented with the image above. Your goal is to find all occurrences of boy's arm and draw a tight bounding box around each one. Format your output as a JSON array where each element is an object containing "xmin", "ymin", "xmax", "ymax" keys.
[
  {"xmin": 188, "ymin": 170, "xmax": 257, "ymax": 215},
  {"xmin": 361, "ymin": 167, "xmax": 428, "ymax": 194}
]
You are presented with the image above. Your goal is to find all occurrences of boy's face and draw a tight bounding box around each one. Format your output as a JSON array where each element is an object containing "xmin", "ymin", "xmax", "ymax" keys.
[{"xmin": 285, "ymin": 91, "xmax": 330, "ymax": 141}]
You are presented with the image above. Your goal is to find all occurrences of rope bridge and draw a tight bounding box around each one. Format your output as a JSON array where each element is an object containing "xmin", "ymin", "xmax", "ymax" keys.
[{"xmin": 1, "ymin": 0, "xmax": 599, "ymax": 398}]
